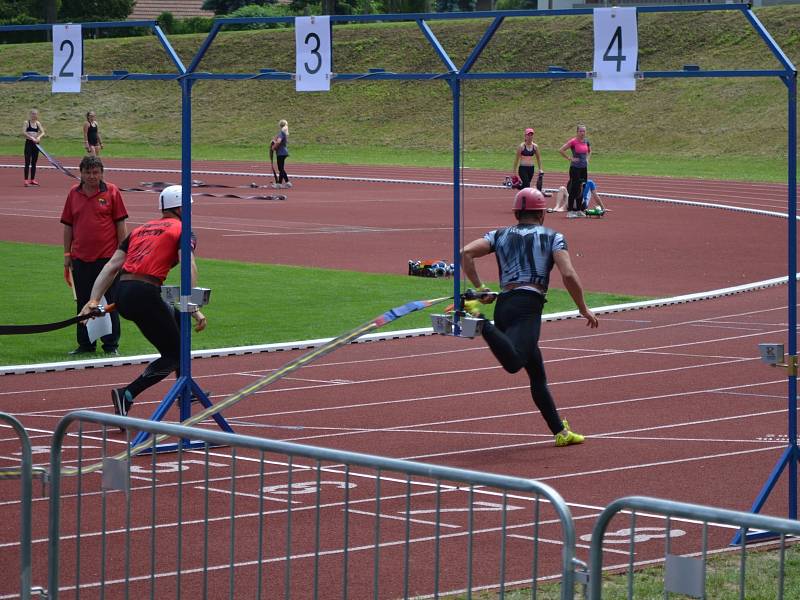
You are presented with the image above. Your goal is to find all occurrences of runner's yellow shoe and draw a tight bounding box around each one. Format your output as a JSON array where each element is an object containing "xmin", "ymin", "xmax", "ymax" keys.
[{"xmin": 555, "ymin": 420, "xmax": 585, "ymax": 447}]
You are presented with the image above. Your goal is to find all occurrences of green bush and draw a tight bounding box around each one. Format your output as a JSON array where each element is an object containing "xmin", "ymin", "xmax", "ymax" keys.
[
  {"xmin": 494, "ymin": 0, "xmax": 528, "ymax": 8},
  {"xmin": 224, "ymin": 4, "xmax": 294, "ymax": 29},
  {"xmin": 157, "ymin": 10, "xmax": 176, "ymax": 33},
  {"xmin": 0, "ymin": 13, "xmax": 46, "ymax": 43}
]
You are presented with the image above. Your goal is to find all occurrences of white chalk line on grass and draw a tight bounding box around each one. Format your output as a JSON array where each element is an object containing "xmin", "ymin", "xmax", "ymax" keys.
[{"xmin": 3, "ymin": 298, "xmax": 785, "ymax": 402}]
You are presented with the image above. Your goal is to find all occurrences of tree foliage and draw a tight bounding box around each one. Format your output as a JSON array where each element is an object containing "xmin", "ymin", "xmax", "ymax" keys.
[
  {"xmin": 0, "ymin": 0, "xmax": 49, "ymax": 21},
  {"xmin": 434, "ymin": 0, "xmax": 475, "ymax": 11},
  {"xmin": 58, "ymin": 0, "xmax": 134, "ymax": 21},
  {"xmin": 201, "ymin": 0, "xmax": 276, "ymax": 15}
]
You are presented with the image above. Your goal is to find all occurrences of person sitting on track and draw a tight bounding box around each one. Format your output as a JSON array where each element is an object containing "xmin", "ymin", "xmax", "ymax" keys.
[
  {"xmin": 79, "ymin": 185, "xmax": 207, "ymax": 419},
  {"xmin": 460, "ymin": 187, "xmax": 598, "ymax": 447},
  {"xmin": 549, "ymin": 179, "xmax": 606, "ymax": 216}
]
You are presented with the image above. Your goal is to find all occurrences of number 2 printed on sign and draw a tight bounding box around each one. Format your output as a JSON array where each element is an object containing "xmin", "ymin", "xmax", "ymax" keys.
[{"xmin": 52, "ymin": 24, "xmax": 82, "ymax": 93}]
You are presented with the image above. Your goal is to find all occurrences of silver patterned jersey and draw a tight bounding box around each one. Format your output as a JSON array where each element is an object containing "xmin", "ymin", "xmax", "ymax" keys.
[{"xmin": 484, "ymin": 223, "xmax": 567, "ymax": 292}]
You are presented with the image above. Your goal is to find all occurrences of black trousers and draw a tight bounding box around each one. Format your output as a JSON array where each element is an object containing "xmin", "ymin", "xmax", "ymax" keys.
[
  {"xmin": 277, "ymin": 155, "xmax": 289, "ymax": 183},
  {"xmin": 72, "ymin": 258, "xmax": 120, "ymax": 351},
  {"xmin": 24, "ymin": 141, "xmax": 39, "ymax": 180},
  {"xmin": 567, "ymin": 166, "xmax": 588, "ymax": 212},
  {"xmin": 518, "ymin": 165, "xmax": 535, "ymax": 189},
  {"xmin": 480, "ymin": 289, "xmax": 563, "ymax": 435},
  {"xmin": 116, "ymin": 280, "xmax": 181, "ymax": 400}
]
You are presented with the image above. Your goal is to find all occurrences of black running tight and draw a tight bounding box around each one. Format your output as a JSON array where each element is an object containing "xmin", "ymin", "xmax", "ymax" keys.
[
  {"xmin": 24, "ymin": 141, "xmax": 39, "ymax": 180},
  {"xmin": 479, "ymin": 289, "xmax": 564, "ymax": 434},
  {"xmin": 116, "ymin": 280, "xmax": 181, "ymax": 399},
  {"xmin": 567, "ymin": 166, "xmax": 587, "ymax": 212},
  {"xmin": 277, "ymin": 155, "xmax": 289, "ymax": 184}
]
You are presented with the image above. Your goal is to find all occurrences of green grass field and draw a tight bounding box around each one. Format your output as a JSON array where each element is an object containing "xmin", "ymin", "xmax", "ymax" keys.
[{"xmin": 0, "ymin": 241, "xmax": 644, "ymax": 367}]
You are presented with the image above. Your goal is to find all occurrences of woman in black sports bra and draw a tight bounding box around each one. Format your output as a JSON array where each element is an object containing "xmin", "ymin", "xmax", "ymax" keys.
[
  {"xmin": 83, "ymin": 111, "xmax": 103, "ymax": 156},
  {"xmin": 22, "ymin": 109, "xmax": 45, "ymax": 187},
  {"xmin": 511, "ymin": 127, "xmax": 543, "ymax": 189}
]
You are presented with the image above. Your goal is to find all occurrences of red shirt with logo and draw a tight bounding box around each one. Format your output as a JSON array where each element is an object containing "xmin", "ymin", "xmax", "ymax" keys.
[
  {"xmin": 120, "ymin": 217, "xmax": 183, "ymax": 284},
  {"xmin": 60, "ymin": 181, "xmax": 128, "ymax": 261}
]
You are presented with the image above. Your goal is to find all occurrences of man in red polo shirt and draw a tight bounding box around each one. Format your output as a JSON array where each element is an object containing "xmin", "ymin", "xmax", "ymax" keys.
[{"xmin": 61, "ymin": 156, "xmax": 128, "ymax": 355}]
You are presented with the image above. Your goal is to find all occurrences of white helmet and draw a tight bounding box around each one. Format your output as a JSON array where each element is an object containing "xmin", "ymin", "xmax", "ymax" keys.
[{"xmin": 159, "ymin": 185, "xmax": 192, "ymax": 210}]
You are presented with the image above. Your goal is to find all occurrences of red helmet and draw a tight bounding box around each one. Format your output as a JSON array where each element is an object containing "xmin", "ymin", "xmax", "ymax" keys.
[{"xmin": 512, "ymin": 187, "xmax": 547, "ymax": 212}]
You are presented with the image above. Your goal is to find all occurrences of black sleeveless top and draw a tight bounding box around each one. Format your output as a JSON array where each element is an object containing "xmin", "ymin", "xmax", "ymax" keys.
[
  {"xmin": 25, "ymin": 121, "xmax": 39, "ymax": 147},
  {"xmin": 87, "ymin": 122, "xmax": 99, "ymax": 145},
  {"xmin": 520, "ymin": 143, "xmax": 536, "ymax": 157}
]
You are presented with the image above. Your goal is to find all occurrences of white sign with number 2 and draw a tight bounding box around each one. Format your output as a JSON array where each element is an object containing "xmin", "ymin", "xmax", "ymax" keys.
[
  {"xmin": 295, "ymin": 16, "xmax": 331, "ymax": 92},
  {"xmin": 52, "ymin": 24, "xmax": 82, "ymax": 93},
  {"xmin": 593, "ymin": 7, "xmax": 638, "ymax": 92}
]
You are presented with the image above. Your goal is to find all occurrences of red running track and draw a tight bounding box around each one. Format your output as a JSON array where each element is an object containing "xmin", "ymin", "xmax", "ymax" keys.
[{"xmin": 0, "ymin": 157, "xmax": 796, "ymax": 597}]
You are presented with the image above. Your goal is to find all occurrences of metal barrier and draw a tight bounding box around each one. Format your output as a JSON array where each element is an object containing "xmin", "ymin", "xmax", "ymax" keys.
[
  {"xmin": 587, "ymin": 495, "xmax": 800, "ymax": 599},
  {"xmin": 0, "ymin": 413, "xmax": 35, "ymax": 600},
  {"xmin": 47, "ymin": 410, "xmax": 578, "ymax": 600}
]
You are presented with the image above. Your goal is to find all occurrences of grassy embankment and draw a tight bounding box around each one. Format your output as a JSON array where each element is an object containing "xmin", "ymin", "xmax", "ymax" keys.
[{"xmin": 0, "ymin": 6, "xmax": 798, "ymax": 180}]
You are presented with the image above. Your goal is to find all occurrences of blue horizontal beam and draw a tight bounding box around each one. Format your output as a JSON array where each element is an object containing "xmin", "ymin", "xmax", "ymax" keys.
[
  {"xmin": 57, "ymin": 67, "xmax": 782, "ymax": 84},
  {"xmin": 0, "ymin": 20, "xmax": 156, "ymax": 32},
  {"xmin": 0, "ymin": 73, "xmax": 180, "ymax": 83},
  {"xmin": 641, "ymin": 69, "xmax": 791, "ymax": 78}
]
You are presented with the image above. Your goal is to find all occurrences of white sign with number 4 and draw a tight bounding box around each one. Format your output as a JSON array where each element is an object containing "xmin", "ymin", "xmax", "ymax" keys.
[
  {"xmin": 593, "ymin": 7, "xmax": 638, "ymax": 92},
  {"xmin": 52, "ymin": 24, "xmax": 82, "ymax": 93},
  {"xmin": 295, "ymin": 16, "xmax": 331, "ymax": 92}
]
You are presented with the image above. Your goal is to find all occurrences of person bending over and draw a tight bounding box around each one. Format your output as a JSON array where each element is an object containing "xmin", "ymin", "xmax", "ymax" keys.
[
  {"xmin": 550, "ymin": 179, "xmax": 606, "ymax": 215},
  {"xmin": 80, "ymin": 185, "xmax": 207, "ymax": 418}
]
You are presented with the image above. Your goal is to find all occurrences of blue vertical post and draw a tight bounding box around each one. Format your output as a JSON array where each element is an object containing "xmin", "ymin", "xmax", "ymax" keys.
[
  {"xmin": 129, "ymin": 74, "xmax": 234, "ymax": 450},
  {"xmin": 787, "ymin": 71, "xmax": 798, "ymax": 518},
  {"xmin": 732, "ymin": 71, "xmax": 798, "ymax": 544},
  {"xmin": 451, "ymin": 76, "xmax": 462, "ymax": 320},
  {"xmin": 178, "ymin": 75, "xmax": 194, "ymax": 422}
]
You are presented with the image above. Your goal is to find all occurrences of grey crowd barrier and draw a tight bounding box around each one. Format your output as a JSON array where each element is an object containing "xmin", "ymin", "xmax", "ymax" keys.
[
  {"xmin": 45, "ymin": 410, "xmax": 578, "ymax": 600},
  {"xmin": 0, "ymin": 413, "xmax": 36, "ymax": 600},
  {"xmin": 587, "ymin": 495, "xmax": 800, "ymax": 599}
]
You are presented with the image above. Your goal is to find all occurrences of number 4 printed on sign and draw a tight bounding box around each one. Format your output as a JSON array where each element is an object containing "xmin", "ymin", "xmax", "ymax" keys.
[
  {"xmin": 52, "ymin": 24, "xmax": 82, "ymax": 93},
  {"xmin": 593, "ymin": 7, "xmax": 638, "ymax": 92}
]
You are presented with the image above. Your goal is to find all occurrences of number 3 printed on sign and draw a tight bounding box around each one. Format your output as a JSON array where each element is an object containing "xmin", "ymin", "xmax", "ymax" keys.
[
  {"xmin": 52, "ymin": 24, "xmax": 82, "ymax": 93},
  {"xmin": 295, "ymin": 16, "xmax": 332, "ymax": 92},
  {"xmin": 593, "ymin": 7, "xmax": 638, "ymax": 92}
]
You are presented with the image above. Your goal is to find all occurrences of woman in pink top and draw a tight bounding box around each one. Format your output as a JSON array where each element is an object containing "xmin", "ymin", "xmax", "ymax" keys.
[{"xmin": 558, "ymin": 124, "xmax": 591, "ymax": 217}]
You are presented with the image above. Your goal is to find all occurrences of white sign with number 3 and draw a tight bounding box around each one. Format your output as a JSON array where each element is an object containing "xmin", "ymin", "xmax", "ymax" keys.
[
  {"xmin": 52, "ymin": 24, "xmax": 82, "ymax": 93},
  {"xmin": 593, "ymin": 7, "xmax": 638, "ymax": 92},
  {"xmin": 295, "ymin": 16, "xmax": 331, "ymax": 92}
]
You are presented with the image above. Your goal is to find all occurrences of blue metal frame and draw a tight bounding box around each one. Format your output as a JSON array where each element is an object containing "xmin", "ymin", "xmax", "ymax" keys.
[
  {"xmin": 2, "ymin": 8, "xmax": 797, "ymax": 514},
  {"xmin": 0, "ymin": 20, "xmax": 234, "ymax": 451}
]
